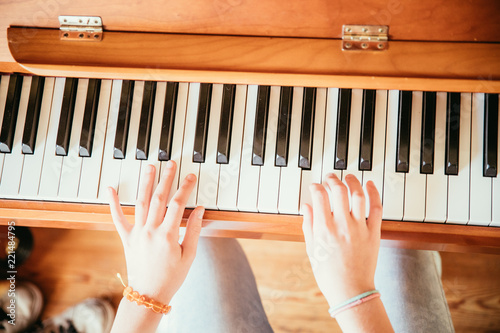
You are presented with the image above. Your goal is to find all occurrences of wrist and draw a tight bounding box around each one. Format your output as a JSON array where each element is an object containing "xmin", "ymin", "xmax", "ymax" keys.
[
  {"xmin": 118, "ymin": 273, "xmax": 173, "ymax": 314},
  {"xmin": 325, "ymin": 283, "xmax": 376, "ymax": 308},
  {"xmin": 125, "ymin": 278, "xmax": 175, "ymax": 305}
]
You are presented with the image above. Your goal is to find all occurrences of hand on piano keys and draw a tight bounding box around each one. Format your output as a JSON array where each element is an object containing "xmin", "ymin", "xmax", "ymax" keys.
[
  {"xmin": 302, "ymin": 173, "xmax": 382, "ymax": 307},
  {"xmin": 302, "ymin": 173, "xmax": 393, "ymax": 331},
  {"xmin": 0, "ymin": 74, "xmax": 498, "ymax": 227},
  {"xmin": 108, "ymin": 162, "xmax": 205, "ymax": 332}
]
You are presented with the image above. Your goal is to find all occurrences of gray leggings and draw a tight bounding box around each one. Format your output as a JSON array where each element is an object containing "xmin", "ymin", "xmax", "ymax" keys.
[{"xmin": 157, "ymin": 238, "xmax": 454, "ymax": 333}]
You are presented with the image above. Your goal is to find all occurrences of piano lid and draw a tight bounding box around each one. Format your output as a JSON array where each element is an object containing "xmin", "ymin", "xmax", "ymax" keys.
[
  {"xmin": 1, "ymin": 0, "xmax": 500, "ymax": 42},
  {"xmin": 1, "ymin": 0, "xmax": 500, "ymax": 92}
]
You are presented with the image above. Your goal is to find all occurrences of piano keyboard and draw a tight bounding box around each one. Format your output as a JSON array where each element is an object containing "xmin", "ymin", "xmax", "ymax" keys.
[{"xmin": 0, "ymin": 74, "xmax": 498, "ymax": 227}]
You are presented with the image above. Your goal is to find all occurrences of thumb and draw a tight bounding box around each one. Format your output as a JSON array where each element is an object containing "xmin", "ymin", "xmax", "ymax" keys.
[
  {"xmin": 107, "ymin": 187, "xmax": 132, "ymax": 241},
  {"xmin": 181, "ymin": 206, "xmax": 204, "ymax": 261}
]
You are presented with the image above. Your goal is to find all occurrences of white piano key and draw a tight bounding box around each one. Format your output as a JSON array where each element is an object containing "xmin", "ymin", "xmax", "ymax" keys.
[
  {"xmin": 425, "ymin": 92, "xmax": 448, "ymax": 222},
  {"xmin": 403, "ymin": 91, "xmax": 426, "ymax": 221},
  {"xmin": 178, "ymin": 83, "xmax": 201, "ymax": 208},
  {"xmin": 344, "ymin": 88, "xmax": 363, "ymax": 181},
  {"xmin": 138, "ymin": 82, "xmax": 164, "ymax": 194},
  {"xmin": 117, "ymin": 81, "xmax": 144, "ymax": 204},
  {"xmin": 447, "ymin": 93, "xmax": 471, "ymax": 224},
  {"xmin": 300, "ymin": 88, "xmax": 326, "ymax": 207},
  {"xmin": 98, "ymin": 80, "xmax": 123, "ymax": 201},
  {"xmin": 38, "ymin": 77, "xmax": 66, "ymax": 199},
  {"xmin": 257, "ymin": 86, "xmax": 281, "ymax": 213},
  {"xmin": 0, "ymin": 76, "xmax": 31, "ymax": 196},
  {"xmin": 197, "ymin": 84, "xmax": 223, "ymax": 209},
  {"xmin": 278, "ymin": 87, "xmax": 303, "ymax": 214},
  {"xmin": 237, "ymin": 85, "xmax": 260, "ymax": 212},
  {"xmin": 19, "ymin": 78, "xmax": 55, "ymax": 198},
  {"xmin": 58, "ymin": 79, "xmax": 88, "ymax": 200},
  {"xmin": 0, "ymin": 75, "xmax": 11, "ymax": 183},
  {"xmin": 79, "ymin": 79, "xmax": 112, "ymax": 202},
  {"xmin": 217, "ymin": 85, "xmax": 247, "ymax": 211},
  {"xmin": 162, "ymin": 83, "xmax": 189, "ymax": 202},
  {"xmin": 491, "ymin": 94, "xmax": 500, "ymax": 227},
  {"xmin": 469, "ymin": 93, "xmax": 492, "ymax": 225},
  {"xmin": 362, "ymin": 90, "xmax": 388, "ymax": 212},
  {"xmin": 322, "ymin": 88, "xmax": 341, "ymax": 181},
  {"xmin": 382, "ymin": 90, "xmax": 405, "ymax": 220}
]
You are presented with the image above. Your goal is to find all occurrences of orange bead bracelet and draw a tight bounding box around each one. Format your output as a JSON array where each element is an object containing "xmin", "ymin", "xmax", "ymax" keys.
[{"xmin": 117, "ymin": 273, "xmax": 172, "ymax": 315}]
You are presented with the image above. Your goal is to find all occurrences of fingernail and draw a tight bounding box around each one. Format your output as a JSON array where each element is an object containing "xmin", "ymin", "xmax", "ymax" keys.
[
  {"xmin": 197, "ymin": 207, "xmax": 205, "ymax": 219},
  {"xmin": 107, "ymin": 187, "xmax": 115, "ymax": 196},
  {"xmin": 328, "ymin": 172, "xmax": 339, "ymax": 180},
  {"xmin": 166, "ymin": 160, "xmax": 175, "ymax": 169},
  {"xmin": 309, "ymin": 183, "xmax": 319, "ymax": 192},
  {"xmin": 187, "ymin": 173, "xmax": 196, "ymax": 182},
  {"xmin": 148, "ymin": 164, "xmax": 155, "ymax": 173}
]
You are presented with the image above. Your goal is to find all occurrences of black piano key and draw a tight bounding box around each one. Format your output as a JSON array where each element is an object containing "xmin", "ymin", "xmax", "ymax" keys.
[
  {"xmin": 299, "ymin": 87, "xmax": 316, "ymax": 169},
  {"xmin": 55, "ymin": 78, "xmax": 78, "ymax": 156},
  {"xmin": 193, "ymin": 83, "xmax": 212, "ymax": 163},
  {"xmin": 334, "ymin": 88, "xmax": 352, "ymax": 170},
  {"xmin": 252, "ymin": 85, "xmax": 270, "ymax": 166},
  {"xmin": 420, "ymin": 91, "xmax": 436, "ymax": 174},
  {"xmin": 275, "ymin": 86, "xmax": 293, "ymax": 167},
  {"xmin": 483, "ymin": 93, "xmax": 498, "ymax": 177},
  {"xmin": 113, "ymin": 80, "xmax": 134, "ymax": 159},
  {"xmin": 217, "ymin": 84, "xmax": 236, "ymax": 164},
  {"xmin": 79, "ymin": 79, "xmax": 101, "ymax": 157},
  {"xmin": 445, "ymin": 92, "xmax": 461, "ymax": 175},
  {"xmin": 359, "ymin": 89, "xmax": 376, "ymax": 171},
  {"xmin": 396, "ymin": 91, "xmax": 412, "ymax": 173},
  {"xmin": 158, "ymin": 82, "xmax": 179, "ymax": 161},
  {"xmin": 22, "ymin": 76, "xmax": 45, "ymax": 154},
  {"xmin": 136, "ymin": 81, "xmax": 157, "ymax": 160},
  {"xmin": 0, "ymin": 74, "xmax": 24, "ymax": 153}
]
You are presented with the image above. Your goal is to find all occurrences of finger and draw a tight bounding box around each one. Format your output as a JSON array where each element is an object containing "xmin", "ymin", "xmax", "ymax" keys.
[
  {"xmin": 181, "ymin": 206, "xmax": 205, "ymax": 261},
  {"xmin": 107, "ymin": 187, "xmax": 132, "ymax": 240},
  {"xmin": 344, "ymin": 174, "xmax": 366, "ymax": 222},
  {"xmin": 135, "ymin": 164, "xmax": 156, "ymax": 227},
  {"xmin": 301, "ymin": 203, "xmax": 314, "ymax": 245},
  {"xmin": 162, "ymin": 173, "xmax": 197, "ymax": 234},
  {"xmin": 309, "ymin": 183, "xmax": 333, "ymax": 233},
  {"xmin": 323, "ymin": 179, "xmax": 335, "ymax": 216},
  {"xmin": 146, "ymin": 160, "xmax": 177, "ymax": 228},
  {"xmin": 324, "ymin": 173, "xmax": 350, "ymax": 221},
  {"xmin": 366, "ymin": 180, "xmax": 383, "ymax": 234}
]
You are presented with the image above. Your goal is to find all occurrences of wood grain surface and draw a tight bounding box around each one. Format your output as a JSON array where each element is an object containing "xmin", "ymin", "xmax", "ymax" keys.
[
  {"xmin": 2, "ymin": 199, "xmax": 500, "ymax": 253},
  {"xmin": 2, "ymin": 0, "xmax": 500, "ymax": 92},
  {"xmin": 6, "ymin": 27, "xmax": 500, "ymax": 93}
]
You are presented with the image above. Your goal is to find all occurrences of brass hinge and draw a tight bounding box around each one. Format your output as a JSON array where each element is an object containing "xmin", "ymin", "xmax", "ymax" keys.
[
  {"xmin": 59, "ymin": 16, "xmax": 103, "ymax": 41},
  {"xmin": 342, "ymin": 25, "xmax": 388, "ymax": 51}
]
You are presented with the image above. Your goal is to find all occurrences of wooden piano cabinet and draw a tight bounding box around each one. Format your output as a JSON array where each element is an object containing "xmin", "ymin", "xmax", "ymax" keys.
[{"xmin": 0, "ymin": 199, "xmax": 499, "ymax": 254}]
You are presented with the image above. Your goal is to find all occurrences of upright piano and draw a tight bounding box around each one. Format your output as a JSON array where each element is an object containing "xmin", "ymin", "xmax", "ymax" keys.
[{"xmin": 1, "ymin": 0, "xmax": 499, "ymax": 253}]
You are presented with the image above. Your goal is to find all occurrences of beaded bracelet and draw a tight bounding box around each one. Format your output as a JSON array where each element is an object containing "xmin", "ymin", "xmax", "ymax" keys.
[
  {"xmin": 328, "ymin": 290, "xmax": 380, "ymax": 318},
  {"xmin": 117, "ymin": 273, "xmax": 172, "ymax": 315}
]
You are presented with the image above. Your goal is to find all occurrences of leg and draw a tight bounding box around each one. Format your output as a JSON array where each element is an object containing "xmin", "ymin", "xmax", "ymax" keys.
[
  {"xmin": 157, "ymin": 237, "xmax": 273, "ymax": 333},
  {"xmin": 375, "ymin": 247, "xmax": 455, "ymax": 333}
]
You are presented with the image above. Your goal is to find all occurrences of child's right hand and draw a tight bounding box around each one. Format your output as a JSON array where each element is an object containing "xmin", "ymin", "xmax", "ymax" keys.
[{"xmin": 302, "ymin": 173, "xmax": 383, "ymax": 308}]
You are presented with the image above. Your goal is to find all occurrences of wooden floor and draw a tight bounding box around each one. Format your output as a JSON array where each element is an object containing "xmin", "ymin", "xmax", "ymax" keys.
[{"xmin": 16, "ymin": 227, "xmax": 500, "ymax": 333}]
